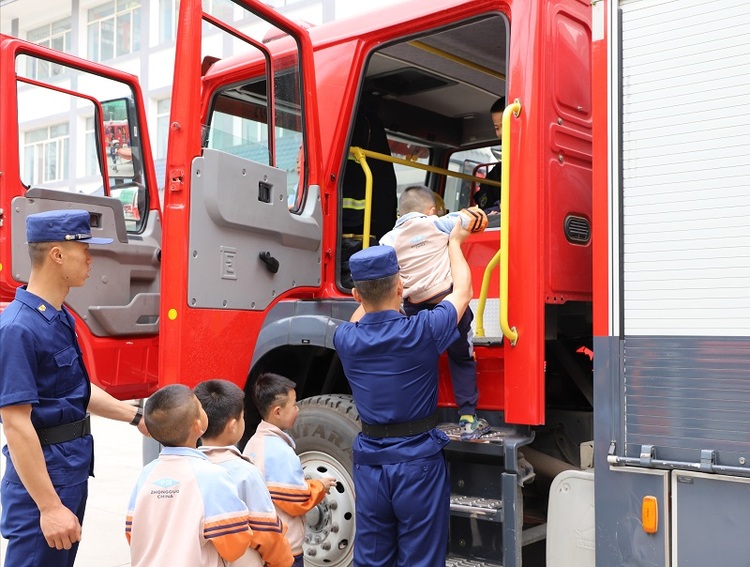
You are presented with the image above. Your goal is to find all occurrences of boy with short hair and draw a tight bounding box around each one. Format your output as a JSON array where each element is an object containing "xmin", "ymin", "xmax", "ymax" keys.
[
  {"xmin": 194, "ymin": 379, "xmax": 294, "ymax": 567},
  {"xmin": 380, "ymin": 184, "xmax": 491, "ymax": 440},
  {"xmin": 244, "ymin": 373, "xmax": 337, "ymax": 567},
  {"xmin": 126, "ymin": 384, "xmax": 252, "ymax": 567}
]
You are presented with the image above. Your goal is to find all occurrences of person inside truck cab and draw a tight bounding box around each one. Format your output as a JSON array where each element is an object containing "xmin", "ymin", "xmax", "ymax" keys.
[{"xmin": 474, "ymin": 96, "xmax": 505, "ymax": 213}]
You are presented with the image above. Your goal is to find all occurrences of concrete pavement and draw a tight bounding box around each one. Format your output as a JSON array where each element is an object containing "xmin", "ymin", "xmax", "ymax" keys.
[{"xmin": 0, "ymin": 415, "xmax": 144, "ymax": 567}]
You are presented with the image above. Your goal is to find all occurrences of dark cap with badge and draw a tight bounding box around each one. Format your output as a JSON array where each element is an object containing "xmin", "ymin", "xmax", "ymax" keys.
[
  {"xmin": 26, "ymin": 209, "xmax": 113, "ymax": 245},
  {"xmin": 349, "ymin": 245, "xmax": 399, "ymax": 282}
]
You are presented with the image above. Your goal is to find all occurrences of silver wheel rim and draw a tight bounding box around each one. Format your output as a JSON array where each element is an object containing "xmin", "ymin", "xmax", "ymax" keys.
[{"xmin": 301, "ymin": 450, "xmax": 356, "ymax": 566}]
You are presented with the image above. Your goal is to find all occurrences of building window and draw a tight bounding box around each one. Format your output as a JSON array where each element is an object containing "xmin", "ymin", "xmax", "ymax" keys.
[
  {"xmin": 156, "ymin": 98, "xmax": 171, "ymax": 159},
  {"xmin": 87, "ymin": 0, "xmax": 141, "ymax": 62},
  {"xmin": 159, "ymin": 0, "xmax": 179, "ymax": 43},
  {"xmin": 23, "ymin": 124, "xmax": 70, "ymax": 185},
  {"xmin": 25, "ymin": 18, "xmax": 72, "ymax": 79}
]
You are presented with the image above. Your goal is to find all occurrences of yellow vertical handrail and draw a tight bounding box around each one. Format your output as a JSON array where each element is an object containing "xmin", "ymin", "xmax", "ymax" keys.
[
  {"xmin": 350, "ymin": 147, "xmax": 373, "ymax": 249},
  {"xmin": 500, "ymin": 99, "xmax": 521, "ymax": 346}
]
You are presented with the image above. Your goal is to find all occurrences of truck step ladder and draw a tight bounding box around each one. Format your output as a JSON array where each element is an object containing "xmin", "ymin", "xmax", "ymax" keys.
[
  {"xmin": 446, "ymin": 554, "xmax": 503, "ymax": 567},
  {"xmin": 450, "ymin": 494, "xmax": 503, "ymax": 522}
]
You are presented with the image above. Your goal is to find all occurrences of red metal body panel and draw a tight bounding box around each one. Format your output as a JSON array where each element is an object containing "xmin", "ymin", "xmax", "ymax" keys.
[{"xmin": 592, "ymin": 2, "xmax": 610, "ymax": 338}]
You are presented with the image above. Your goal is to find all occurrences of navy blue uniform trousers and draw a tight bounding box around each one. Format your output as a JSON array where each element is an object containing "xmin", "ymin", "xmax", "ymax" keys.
[
  {"xmin": 1, "ymin": 478, "xmax": 88, "ymax": 567},
  {"xmin": 353, "ymin": 452, "xmax": 449, "ymax": 567}
]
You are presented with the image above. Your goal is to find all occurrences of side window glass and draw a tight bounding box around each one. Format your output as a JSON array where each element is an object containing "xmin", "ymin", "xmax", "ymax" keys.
[
  {"xmin": 446, "ymin": 147, "xmax": 500, "ymax": 211},
  {"xmin": 202, "ymin": 11, "xmax": 305, "ymax": 212},
  {"xmin": 15, "ymin": 54, "xmax": 150, "ymax": 232}
]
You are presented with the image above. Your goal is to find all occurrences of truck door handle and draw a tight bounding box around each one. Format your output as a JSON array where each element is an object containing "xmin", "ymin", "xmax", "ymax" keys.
[{"xmin": 259, "ymin": 251, "xmax": 279, "ymax": 274}]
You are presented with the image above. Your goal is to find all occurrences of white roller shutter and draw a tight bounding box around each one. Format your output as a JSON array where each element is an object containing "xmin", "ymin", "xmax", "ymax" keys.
[{"xmin": 616, "ymin": 0, "xmax": 750, "ymax": 336}]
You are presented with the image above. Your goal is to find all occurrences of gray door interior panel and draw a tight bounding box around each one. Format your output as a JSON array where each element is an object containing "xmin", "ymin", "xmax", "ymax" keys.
[
  {"xmin": 188, "ymin": 149, "xmax": 322, "ymax": 310},
  {"xmin": 11, "ymin": 189, "xmax": 161, "ymax": 336}
]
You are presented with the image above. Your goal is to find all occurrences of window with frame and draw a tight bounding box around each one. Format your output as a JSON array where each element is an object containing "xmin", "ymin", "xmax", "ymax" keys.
[
  {"xmin": 25, "ymin": 18, "xmax": 72, "ymax": 79},
  {"xmin": 87, "ymin": 0, "xmax": 141, "ymax": 62},
  {"xmin": 23, "ymin": 124, "xmax": 70, "ymax": 186}
]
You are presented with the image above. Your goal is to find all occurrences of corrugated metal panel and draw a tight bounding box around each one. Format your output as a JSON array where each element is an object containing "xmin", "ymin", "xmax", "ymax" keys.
[
  {"xmin": 619, "ymin": 0, "xmax": 750, "ymax": 336},
  {"xmin": 623, "ymin": 336, "xmax": 750, "ymax": 465}
]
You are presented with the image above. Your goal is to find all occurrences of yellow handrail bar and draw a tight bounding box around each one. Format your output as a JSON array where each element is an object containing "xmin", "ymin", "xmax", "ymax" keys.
[
  {"xmin": 408, "ymin": 40, "xmax": 507, "ymax": 82},
  {"xmin": 474, "ymin": 100, "xmax": 522, "ymax": 342},
  {"xmin": 349, "ymin": 147, "xmax": 501, "ymax": 187},
  {"xmin": 500, "ymin": 99, "xmax": 521, "ymax": 346},
  {"xmin": 350, "ymin": 146, "xmax": 374, "ymax": 248}
]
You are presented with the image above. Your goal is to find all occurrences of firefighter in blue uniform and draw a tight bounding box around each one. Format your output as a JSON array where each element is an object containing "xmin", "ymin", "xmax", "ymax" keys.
[
  {"xmin": 333, "ymin": 220, "xmax": 473, "ymax": 567},
  {"xmin": 0, "ymin": 209, "xmax": 148, "ymax": 567}
]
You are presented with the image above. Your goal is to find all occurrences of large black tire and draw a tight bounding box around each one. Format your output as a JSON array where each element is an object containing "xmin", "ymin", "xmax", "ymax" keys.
[{"xmin": 291, "ymin": 394, "xmax": 360, "ymax": 567}]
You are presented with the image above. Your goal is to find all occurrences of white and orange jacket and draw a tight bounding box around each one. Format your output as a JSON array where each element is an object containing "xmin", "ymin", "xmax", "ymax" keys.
[
  {"xmin": 126, "ymin": 446, "xmax": 252, "ymax": 567},
  {"xmin": 198, "ymin": 445, "xmax": 294, "ymax": 567},
  {"xmin": 244, "ymin": 421, "xmax": 328, "ymax": 556}
]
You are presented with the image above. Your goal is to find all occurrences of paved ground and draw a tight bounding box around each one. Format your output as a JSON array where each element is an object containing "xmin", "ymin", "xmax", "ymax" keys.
[{"xmin": 0, "ymin": 415, "xmax": 143, "ymax": 566}]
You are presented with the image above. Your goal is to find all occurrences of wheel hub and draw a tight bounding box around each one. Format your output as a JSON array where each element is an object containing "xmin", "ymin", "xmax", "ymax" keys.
[{"xmin": 301, "ymin": 451, "xmax": 356, "ymax": 566}]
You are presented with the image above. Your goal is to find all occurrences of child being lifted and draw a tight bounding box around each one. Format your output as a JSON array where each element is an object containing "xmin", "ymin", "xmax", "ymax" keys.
[{"xmin": 380, "ymin": 184, "xmax": 491, "ymax": 440}]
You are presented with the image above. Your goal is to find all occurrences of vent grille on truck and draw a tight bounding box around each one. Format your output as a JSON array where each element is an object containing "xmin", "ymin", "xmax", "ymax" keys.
[{"xmin": 564, "ymin": 215, "xmax": 590, "ymax": 244}]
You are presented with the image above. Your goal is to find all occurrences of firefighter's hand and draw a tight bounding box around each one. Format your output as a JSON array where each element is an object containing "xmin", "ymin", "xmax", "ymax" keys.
[
  {"xmin": 449, "ymin": 218, "xmax": 471, "ymax": 244},
  {"xmin": 40, "ymin": 503, "xmax": 82, "ymax": 550}
]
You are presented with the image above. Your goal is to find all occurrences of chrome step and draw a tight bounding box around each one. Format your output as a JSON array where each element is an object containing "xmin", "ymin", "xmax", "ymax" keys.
[
  {"xmin": 438, "ymin": 423, "xmax": 510, "ymax": 444},
  {"xmin": 450, "ymin": 494, "xmax": 503, "ymax": 522},
  {"xmin": 446, "ymin": 554, "xmax": 502, "ymax": 567}
]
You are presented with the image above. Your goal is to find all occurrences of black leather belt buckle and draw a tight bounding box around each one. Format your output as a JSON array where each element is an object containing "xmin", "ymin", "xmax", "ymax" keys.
[{"xmin": 37, "ymin": 414, "xmax": 91, "ymax": 446}]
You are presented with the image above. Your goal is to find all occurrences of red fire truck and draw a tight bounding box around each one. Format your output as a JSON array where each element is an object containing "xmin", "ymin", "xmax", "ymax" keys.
[
  {"xmin": 5, "ymin": 0, "xmax": 592, "ymax": 564},
  {"xmin": 10, "ymin": 0, "xmax": 744, "ymax": 565}
]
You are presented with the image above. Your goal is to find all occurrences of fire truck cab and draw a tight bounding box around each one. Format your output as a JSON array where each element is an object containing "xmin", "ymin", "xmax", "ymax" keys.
[{"xmin": 1, "ymin": 1, "xmax": 595, "ymax": 565}]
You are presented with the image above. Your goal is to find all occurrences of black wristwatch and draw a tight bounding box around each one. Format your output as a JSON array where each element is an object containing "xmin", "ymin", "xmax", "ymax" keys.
[{"xmin": 130, "ymin": 406, "xmax": 143, "ymax": 426}]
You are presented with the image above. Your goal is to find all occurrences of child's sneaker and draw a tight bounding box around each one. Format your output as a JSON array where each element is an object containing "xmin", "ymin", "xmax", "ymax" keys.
[{"xmin": 459, "ymin": 415, "xmax": 491, "ymax": 441}]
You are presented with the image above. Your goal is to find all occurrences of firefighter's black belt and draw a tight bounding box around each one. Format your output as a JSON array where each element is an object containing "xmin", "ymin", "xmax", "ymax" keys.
[
  {"xmin": 36, "ymin": 414, "xmax": 91, "ymax": 446},
  {"xmin": 361, "ymin": 412, "xmax": 438, "ymax": 439}
]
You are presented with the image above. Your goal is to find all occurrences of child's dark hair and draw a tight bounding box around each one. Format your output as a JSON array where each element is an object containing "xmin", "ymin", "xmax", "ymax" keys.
[
  {"xmin": 398, "ymin": 185, "xmax": 435, "ymax": 215},
  {"xmin": 144, "ymin": 384, "xmax": 199, "ymax": 447},
  {"xmin": 252, "ymin": 372, "xmax": 297, "ymax": 419},
  {"xmin": 194, "ymin": 379, "xmax": 244, "ymax": 440}
]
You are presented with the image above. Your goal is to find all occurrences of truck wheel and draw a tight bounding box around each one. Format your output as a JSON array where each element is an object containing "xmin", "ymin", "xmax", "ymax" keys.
[{"xmin": 291, "ymin": 394, "xmax": 360, "ymax": 567}]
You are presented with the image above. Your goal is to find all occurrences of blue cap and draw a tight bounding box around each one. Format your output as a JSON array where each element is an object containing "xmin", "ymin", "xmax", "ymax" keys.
[
  {"xmin": 26, "ymin": 209, "xmax": 113, "ymax": 245},
  {"xmin": 349, "ymin": 245, "xmax": 399, "ymax": 282}
]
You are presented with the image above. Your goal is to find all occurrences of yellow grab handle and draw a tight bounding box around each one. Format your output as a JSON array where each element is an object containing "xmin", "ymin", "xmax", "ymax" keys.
[
  {"xmin": 500, "ymin": 99, "xmax": 521, "ymax": 346},
  {"xmin": 350, "ymin": 147, "xmax": 373, "ymax": 249}
]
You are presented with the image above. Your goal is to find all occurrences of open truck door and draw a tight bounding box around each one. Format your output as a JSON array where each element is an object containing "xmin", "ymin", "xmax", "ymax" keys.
[
  {"xmin": 0, "ymin": 36, "xmax": 161, "ymax": 398},
  {"xmin": 159, "ymin": 0, "xmax": 323, "ymax": 385}
]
